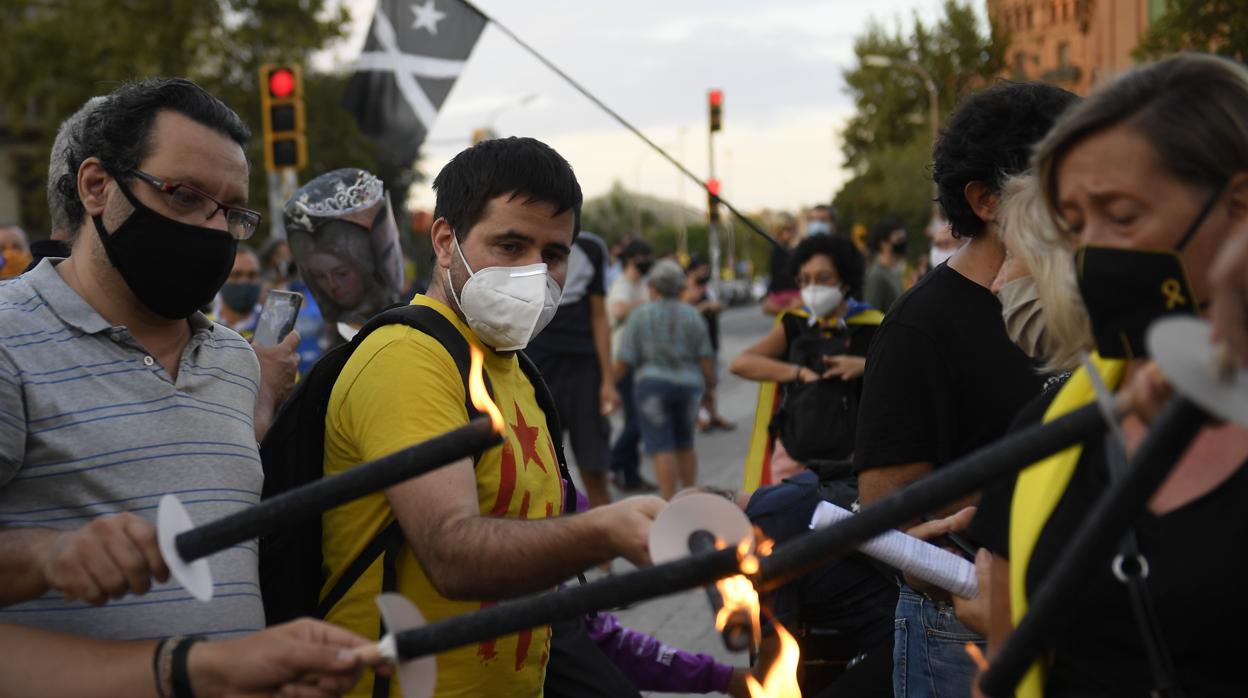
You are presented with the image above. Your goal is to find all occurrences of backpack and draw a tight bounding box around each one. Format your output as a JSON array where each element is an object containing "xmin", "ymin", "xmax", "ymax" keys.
[
  {"xmin": 772, "ymin": 312, "xmax": 877, "ymax": 463},
  {"xmin": 257, "ymin": 303, "xmax": 578, "ymax": 626}
]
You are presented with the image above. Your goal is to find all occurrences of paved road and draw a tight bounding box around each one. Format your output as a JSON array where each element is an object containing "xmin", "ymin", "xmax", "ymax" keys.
[{"xmin": 567, "ymin": 303, "xmax": 775, "ymax": 697}]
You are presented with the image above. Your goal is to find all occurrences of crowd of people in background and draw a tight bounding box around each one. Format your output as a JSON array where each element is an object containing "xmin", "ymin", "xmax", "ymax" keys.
[{"xmin": 2, "ymin": 49, "xmax": 1248, "ymax": 698}]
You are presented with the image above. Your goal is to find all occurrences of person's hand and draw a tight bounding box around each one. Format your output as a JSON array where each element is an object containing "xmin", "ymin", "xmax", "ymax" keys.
[
  {"xmin": 822, "ymin": 355, "xmax": 866, "ymax": 380},
  {"xmin": 726, "ymin": 667, "xmax": 752, "ymax": 698},
  {"xmin": 795, "ymin": 366, "xmax": 820, "ymax": 383},
  {"xmin": 254, "ymin": 330, "xmax": 300, "ymax": 409},
  {"xmin": 903, "ymin": 506, "xmax": 977, "ymax": 598},
  {"xmin": 600, "ymin": 379, "xmax": 621, "ymax": 416},
  {"xmin": 189, "ymin": 618, "xmax": 391, "ymax": 698},
  {"xmin": 35, "ymin": 513, "xmax": 170, "ymax": 605},
  {"xmin": 786, "ymin": 296, "xmax": 804, "ymax": 311},
  {"xmin": 600, "ymin": 496, "xmax": 666, "ymax": 568},
  {"xmin": 1210, "ymin": 226, "xmax": 1248, "ymax": 369},
  {"xmin": 1121, "ymin": 361, "xmax": 1172, "ymax": 425},
  {"xmin": 953, "ymin": 549, "xmax": 993, "ymax": 637}
]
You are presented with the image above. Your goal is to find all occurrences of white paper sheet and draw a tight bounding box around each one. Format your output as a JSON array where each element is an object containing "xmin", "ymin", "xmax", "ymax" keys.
[{"xmin": 809, "ymin": 500, "xmax": 978, "ymax": 598}]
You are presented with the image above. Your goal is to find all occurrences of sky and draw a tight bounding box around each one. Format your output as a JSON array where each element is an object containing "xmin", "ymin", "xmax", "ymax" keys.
[{"xmin": 321, "ymin": 0, "xmax": 979, "ymax": 215}]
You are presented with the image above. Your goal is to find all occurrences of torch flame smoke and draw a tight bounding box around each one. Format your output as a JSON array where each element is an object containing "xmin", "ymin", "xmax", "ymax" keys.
[
  {"xmin": 468, "ymin": 345, "xmax": 505, "ymax": 434},
  {"xmin": 746, "ymin": 621, "xmax": 802, "ymax": 698}
]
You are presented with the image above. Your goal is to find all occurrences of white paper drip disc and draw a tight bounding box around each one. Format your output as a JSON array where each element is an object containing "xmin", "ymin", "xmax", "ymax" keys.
[
  {"xmin": 1148, "ymin": 317, "xmax": 1248, "ymax": 427},
  {"xmin": 376, "ymin": 593, "xmax": 437, "ymax": 698},
  {"xmin": 156, "ymin": 495, "xmax": 214, "ymax": 602},
  {"xmin": 649, "ymin": 493, "xmax": 753, "ymax": 565}
]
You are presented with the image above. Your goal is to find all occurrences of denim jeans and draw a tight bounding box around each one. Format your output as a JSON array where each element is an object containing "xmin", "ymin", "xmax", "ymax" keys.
[{"xmin": 893, "ymin": 587, "xmax": 984, "ymax": 698}]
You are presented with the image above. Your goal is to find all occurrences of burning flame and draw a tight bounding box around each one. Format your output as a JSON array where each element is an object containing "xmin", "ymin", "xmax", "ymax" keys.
[
  {"xmin": 468, "ymin": 345, "xmax": 505, "ymax": 433},
  {"xmin": 746, "ymin": 621, "xmax": 802, "ymax": 698}
]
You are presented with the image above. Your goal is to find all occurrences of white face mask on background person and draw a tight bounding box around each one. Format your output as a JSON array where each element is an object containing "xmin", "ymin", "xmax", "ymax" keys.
[
  {"xmin": 447, "ymin": 235, "xmax": 563, "ymax": 351},
  {"xmin": 807, "ymin": 220, "xmax": 832, "ymax": 237},
  {"xmin": 999, "ymin": 275, "xmax": 1049, "ymax": 360},
  {"xmin": 801, "ymin": 284, "xmax": 844, "ymax": 320}
]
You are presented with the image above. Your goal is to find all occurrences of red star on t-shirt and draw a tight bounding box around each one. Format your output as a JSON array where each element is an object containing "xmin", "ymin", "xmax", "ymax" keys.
[{"xmin": 511, "ymin": 402, "xmax": 547, "ymax": 473}]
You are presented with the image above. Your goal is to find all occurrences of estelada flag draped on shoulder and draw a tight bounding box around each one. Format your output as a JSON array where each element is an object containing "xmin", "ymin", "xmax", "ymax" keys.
[
  {"xmin": 742, "ymin": 302, "xmax": 884, "ymax": 493},
  {"xmin": 343, "ymin": 0, "xmax": 487, "ymax": 164}
]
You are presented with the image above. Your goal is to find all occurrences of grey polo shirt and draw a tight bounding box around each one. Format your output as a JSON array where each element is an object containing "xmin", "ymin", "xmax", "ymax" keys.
[{"xmin": 0, "ymin": 259, "xmax": 264, "ymax": 640}]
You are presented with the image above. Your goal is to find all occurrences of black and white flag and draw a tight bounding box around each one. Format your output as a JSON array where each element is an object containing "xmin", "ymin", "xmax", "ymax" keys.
[{"xmin": 343, "ymin": 0, "xmax": 487, "ymax": 163}]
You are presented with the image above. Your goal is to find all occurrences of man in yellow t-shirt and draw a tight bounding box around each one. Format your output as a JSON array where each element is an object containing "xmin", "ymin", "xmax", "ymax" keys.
[{"xmin": 321, "ymin": 137, "xmax": 665, "ymax": 698}]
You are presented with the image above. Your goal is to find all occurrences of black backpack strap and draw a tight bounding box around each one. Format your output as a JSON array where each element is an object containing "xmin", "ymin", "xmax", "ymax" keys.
[
  {"xmin": 371, "ymin": 524, "xmax": 406, "ymax": 698},
  {"xmin": 517, "ymin": 351, "xmax": 578, "ymax": 514},
  {"xmin": 316, "ymin": 520, "xmax": 404, "ymax": 618}
]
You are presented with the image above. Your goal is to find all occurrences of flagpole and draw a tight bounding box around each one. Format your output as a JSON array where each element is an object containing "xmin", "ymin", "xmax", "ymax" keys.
[{"xmin": 458, "ymin": 0, "xmax": 780, "ymax": 249}]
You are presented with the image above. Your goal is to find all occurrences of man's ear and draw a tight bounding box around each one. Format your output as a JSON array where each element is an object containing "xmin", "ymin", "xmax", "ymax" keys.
[
  {"xmin": 964, "ymin": 181, "xmax": 1000, "ymax": 224},
  {"xmin": 430, "ymin": 217, "xmax": 456, "ymax": 270},
  {"xmin": 77, "ymin": 157, "xmax": 112, "ymax": 219}
]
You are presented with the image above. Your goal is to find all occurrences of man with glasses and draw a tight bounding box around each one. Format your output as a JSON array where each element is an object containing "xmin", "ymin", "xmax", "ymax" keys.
[{"xmin": 0, "ymin": 78, "xmax": 272, "ymax": 640}]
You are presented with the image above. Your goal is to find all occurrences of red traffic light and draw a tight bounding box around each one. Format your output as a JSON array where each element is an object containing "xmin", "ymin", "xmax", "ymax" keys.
[
  {"xmin": 707, "ymin": 178, "xmax": 721, "ymax": 196},
  {"xmin": 708, "ymin": 89, "xmax": 723, "ymax": 107},
  {"xmin": 269, "ymin": 69, "xmax": 296, "ymax": 99}
]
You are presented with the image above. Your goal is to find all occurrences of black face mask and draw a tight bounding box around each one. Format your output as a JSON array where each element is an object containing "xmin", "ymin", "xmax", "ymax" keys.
[
  {"xmin": 93, "ymin": 177, "xmax": 238, "ymax": 319},
  {"xmin": 1075, "ymin": 186, "xmax": 1220, "ymax": 359},
  {"xmin": 219, "ymin": 282, "xmax": 261, "ymax": 314},
  {"xmin": 635, "ymin": 259, "xmax": 654, "ymax": 275},
  {"xmin": 892, "ymin": 238, "xmax": 909, "ymax": 256}
]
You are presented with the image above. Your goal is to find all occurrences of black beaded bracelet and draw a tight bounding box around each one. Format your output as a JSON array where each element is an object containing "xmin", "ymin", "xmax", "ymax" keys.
[{"xmin": 170, "ymin": 636, "xmax": 204, "ymax": 698}]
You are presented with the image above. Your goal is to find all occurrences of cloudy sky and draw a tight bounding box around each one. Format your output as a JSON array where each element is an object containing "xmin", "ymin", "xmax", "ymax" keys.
[{"xmin": 324, "ymin": 0, "xmax": 976, "ymax": 214}]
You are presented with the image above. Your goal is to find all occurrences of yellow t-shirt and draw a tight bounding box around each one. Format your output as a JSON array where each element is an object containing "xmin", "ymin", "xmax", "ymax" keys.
[{"xmin": 321, "ymin": 295, "xmax": 565, "ymax": 698}]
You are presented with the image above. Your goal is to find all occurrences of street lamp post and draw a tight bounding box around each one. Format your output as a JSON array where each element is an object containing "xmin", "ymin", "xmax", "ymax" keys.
[{"xmin": 863, "ymin": 55, "xmax": 940, "ymax": 216}]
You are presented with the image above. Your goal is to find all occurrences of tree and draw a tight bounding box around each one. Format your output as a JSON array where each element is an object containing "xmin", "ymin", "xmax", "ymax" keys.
[
  {"xmin": 835, "ymin": 0, "xmax": 1006, "ymax": 253},
  {"xmin": 0, "ymin": 1, "xmax": 421, "ymax": 244},
  {"xmin": 1135, "ymin": 0, "xmax": 1248, "ymax": 61}
]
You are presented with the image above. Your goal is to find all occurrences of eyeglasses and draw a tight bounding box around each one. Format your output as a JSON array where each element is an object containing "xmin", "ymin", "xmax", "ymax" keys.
[
  {"xmin": 130, "ymin": 169, "xmax": 261, "ymax": 240},
  {"xmin": 795, "ymin": 273, "xmax": 840, "ymax": 287}
]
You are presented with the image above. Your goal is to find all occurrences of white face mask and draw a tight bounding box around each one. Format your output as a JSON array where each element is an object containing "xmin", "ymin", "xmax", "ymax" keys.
[
  {"xmin": 447, "ymin": 237, "xmax": 563, "ymax": 351},
  {"xmin": 801, "ymin": 284, "xmax": 844, "ymax": 319}
]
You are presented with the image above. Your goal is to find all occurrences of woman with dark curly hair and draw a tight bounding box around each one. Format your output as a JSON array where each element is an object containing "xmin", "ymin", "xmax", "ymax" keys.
[{"xmin": 732, "ymin": 234, "xmax": 880, "ymax": 474}]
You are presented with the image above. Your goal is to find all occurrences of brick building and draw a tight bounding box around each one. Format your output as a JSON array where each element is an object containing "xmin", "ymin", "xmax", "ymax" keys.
[{"xmin": 988, "ymin": 0, "xmax": 1169, "ymax": 94}]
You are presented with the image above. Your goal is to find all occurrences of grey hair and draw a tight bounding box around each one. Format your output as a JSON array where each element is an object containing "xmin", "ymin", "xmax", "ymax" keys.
[
  {"xmin": 646, "ymin": 259, "xmax": 686, "ymax": 299},
  {"xmin": 47, "ymin": 96, "xmax": 109, "ymax": 240}
]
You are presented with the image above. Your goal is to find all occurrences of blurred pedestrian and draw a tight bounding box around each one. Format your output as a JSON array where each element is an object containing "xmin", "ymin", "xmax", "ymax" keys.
[
  {"xmin": 607, "ymin": 239, "xmax": 658, "ymax": 492},
  {"xmin": 806, "ymin": 203, "xmax": 837, "ymax": 237},
  {"xmin": 0, "ymin": 224, "xmax": 30, "ymax": 280},
  {"xmin": 762, "ymin": 214, "xmax": 802, "ymax": 316},
  {"xmin": 213, "ymin": 243, "xmax": 262, "ymax": 335},
  {"xmin": 261, "ymin": 236, "xmax": 326, "ymax": 375},
  {"xmin": 863, "ymin": 217, "xmax": 907, "ymax": 313},
  {"xmin": 683, "ymin": 254, "xmax": 734, "ymax": 432},
  {"xmin": 732, "ymin": 234, "xmax": 879, "ymax": 470},
  {"xmin": 527, "ymin": 230, "xmax": 621, "ymax": 509},
  {"xmin": 615, "ymin": 260, "xmax": 716, "ymax": 499}
]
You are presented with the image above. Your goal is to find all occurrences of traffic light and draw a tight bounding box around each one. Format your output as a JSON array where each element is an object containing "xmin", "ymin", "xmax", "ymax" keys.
[
  {"xmin": 708, "ymin": 89, "xmax": 723, "ymax": 132},
  {"xmin": 707, "ymin": 178, "xmax": 721, "ymax": 224},
  {"xmin": 259, "ymin": 64, "xmax": 307, "ymax": 172}
]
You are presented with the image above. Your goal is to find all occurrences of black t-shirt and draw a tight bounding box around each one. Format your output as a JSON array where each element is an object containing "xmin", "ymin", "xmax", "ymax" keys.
[
  {"xmin": 526, "ymin": 232, "xmax": 607, "ymax": 362},
  {"xmin": 767, "ymin": 245, "xmax": 797, "ymax": 295},
  {"xmin": 969, "ymin": 389, "xmax": 1248, "ymax": 697},
  {"xmin": 854, "ymin": 264, "xmax": 1043, "ymax": 472}
]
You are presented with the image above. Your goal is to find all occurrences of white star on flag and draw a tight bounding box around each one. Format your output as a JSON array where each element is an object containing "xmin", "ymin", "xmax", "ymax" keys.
[
  {"xmin": 411, "ymin": 0, "xmax": 445, "ymax": 35},
  {"xmin": 353, "ymin": 7, "xmax": 465, "ymax": 131},
  {"xmin": 344, "ymin": 0, "xmax": 486, "ymax": 163}
]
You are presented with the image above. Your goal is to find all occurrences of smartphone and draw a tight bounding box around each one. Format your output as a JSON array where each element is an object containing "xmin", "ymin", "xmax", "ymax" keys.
[{"xmin": 252, "ymin": 290, "xmax": 303, "ymax": 346}]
